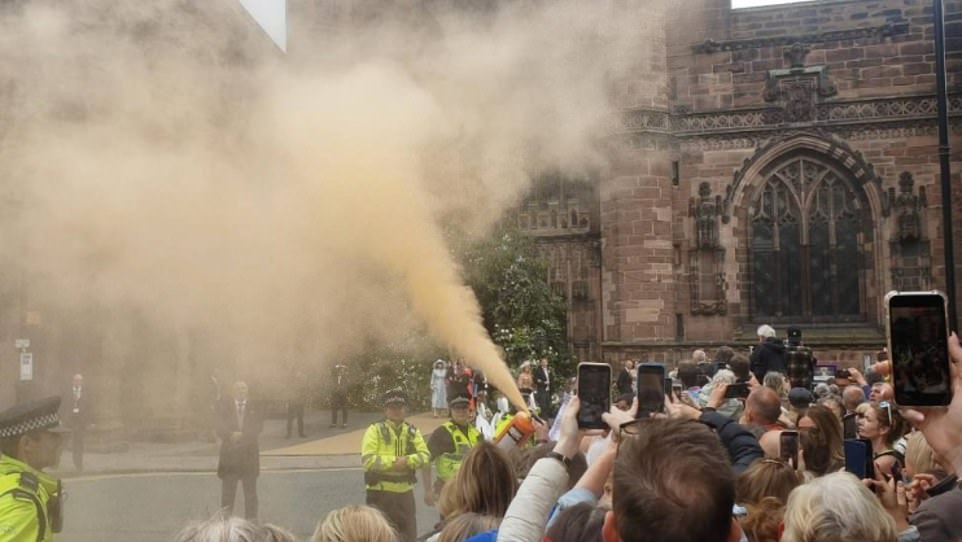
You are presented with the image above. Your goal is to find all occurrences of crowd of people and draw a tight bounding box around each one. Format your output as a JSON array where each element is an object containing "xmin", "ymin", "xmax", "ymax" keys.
[{"xmin": 3, "ymin": 326, "xmax": 962, "ymax": 542}]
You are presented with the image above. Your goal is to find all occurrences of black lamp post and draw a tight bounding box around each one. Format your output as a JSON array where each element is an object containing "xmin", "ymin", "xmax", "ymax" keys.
[{"xmin": 934, "ymin": 0, "xmax": 957, "ymax": 331}]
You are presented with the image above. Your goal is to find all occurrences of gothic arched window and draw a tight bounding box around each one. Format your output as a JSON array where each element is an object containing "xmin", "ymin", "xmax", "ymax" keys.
[{"xmin": 750, "ymin": 155, "xmax": 864, "ymax": 321}]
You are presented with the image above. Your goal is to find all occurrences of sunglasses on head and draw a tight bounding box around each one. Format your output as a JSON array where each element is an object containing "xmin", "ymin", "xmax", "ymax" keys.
[{"xmin": 878, "ymin": 401, "xmax": 893, "ymax": 424}]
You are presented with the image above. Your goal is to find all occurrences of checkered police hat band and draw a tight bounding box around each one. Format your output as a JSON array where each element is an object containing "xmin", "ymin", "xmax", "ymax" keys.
[{"xmin": 0, "ymin": 413, "xmax": 60, "ymax": 438}]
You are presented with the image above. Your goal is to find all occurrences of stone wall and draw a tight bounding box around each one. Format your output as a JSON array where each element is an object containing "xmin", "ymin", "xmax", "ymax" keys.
[{"xmin": 536, "ymin": 0, "xmax": 962, "ymax": 362}]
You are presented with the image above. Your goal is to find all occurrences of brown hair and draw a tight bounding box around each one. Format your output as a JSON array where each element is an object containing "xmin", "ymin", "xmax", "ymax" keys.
[
  {"xmin": 715, "ymin": 346, "xmax": 736, "ymax": 366},
  {"xmin": 544, "ymin": 502, "xmax": 606, "ymax": 542},
  {"xmin": 513, "ymin": 442, "xmax": 587, "ymax": 491},
  {"xmin": 438, "ymin": 440, "xmax": 517, "ymax": 519},
  {"xmin": 736, "ymin": 459, "xmax": 801, "ymax": 506},
  {"xmin": 613, "ymin": 418, "xmax": 735, "ymax": 542},
  {"xmin": 729, "ymin": 354, "xmax": 750, "ymax": 382},
  {"xmin": 865, "ymin": 401, "xmax": 905, "ymax": 447},
  {"xmin": 739, "ymin": 497, "xmax": 784, "ymax": 542},
  {"xmin": 799, "ymin": 405, "xmax": 845, "ymax": 476},
  {"xmin": 436, "ymin": 513, "xmax": 499, "ymax": 542}
]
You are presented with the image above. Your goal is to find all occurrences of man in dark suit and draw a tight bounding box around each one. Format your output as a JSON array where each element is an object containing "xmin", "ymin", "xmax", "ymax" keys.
[
  {"xmin": 67, "ymin": 373, "xmax": 91, "ymax": 472},
  {"xmin": 533, "ymin": 358, "xmax": 553, "ymax": 418},
  {"xmin": 330, "ymin": 364, "xmax": 348, "ymax": 428},
  {"xmin": 217, "ymin": 381, "xmax": 263, "ymax": 520},
  {"xmin": 616, "ymin": 360, "xmax": 635, "ymax": 397}
]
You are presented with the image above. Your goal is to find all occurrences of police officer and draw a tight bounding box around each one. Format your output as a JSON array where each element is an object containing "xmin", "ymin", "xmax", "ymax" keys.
[
  {"xmin": 360, "ymin": 389, "xmax": 429, "ymax": 542},
  {"xmin": 0, "ymin": 397, "xmax": 68, "ymax": 542},
  {"xmin": 421, "ymin": 392, "xmax": 481, "ymax": 506}
]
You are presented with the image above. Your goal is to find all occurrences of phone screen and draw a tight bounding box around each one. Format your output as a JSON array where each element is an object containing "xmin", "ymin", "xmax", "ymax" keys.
[
  {"xmin": 636, "ymin": 364, "xmax": 665, "ymax": 417},
  {"xmin": 844, "ymin": 438, "xmax": 874, "ymax": 480},
  {"xmin": 724, "ymin": 382, "xmax": 750, "ymax": 399},
  {"xmin": 577, "ymin": 363, "xmax": 611, "ymax": 429},
  {"xmin": 888, "ymin": 292, "xmax": 952, "ymax": 406},
  {"xmin": 779, "ymin": 431, "xmax": 799, "ymax": 468}
]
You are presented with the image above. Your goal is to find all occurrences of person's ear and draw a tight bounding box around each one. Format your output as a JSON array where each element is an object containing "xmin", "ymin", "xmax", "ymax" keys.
[
  {"xmin": 727, "ymin": 516, "xmax": 743, "ymax": 542},
  {"xmin": 602, "ymin": 510, "xmax": 620, "ymax": 542}
]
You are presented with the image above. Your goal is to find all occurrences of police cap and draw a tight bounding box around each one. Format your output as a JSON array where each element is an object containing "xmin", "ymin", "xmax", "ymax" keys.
[
  {"xmin": 448, "ymin": 392, "xmax": 471, "ymax": 408},
  {"xmin": 382, "ymin": 389, "xmax": 407, "ymax": 407},
  {"xmin": 0, "ymin": 396, "xmax": 69, "ymax": 439}
]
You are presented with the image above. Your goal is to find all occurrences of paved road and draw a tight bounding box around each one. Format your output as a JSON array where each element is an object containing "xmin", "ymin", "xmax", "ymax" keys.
[{"xmin": 58, "ymin": 469, "xmax": 441, "ymax": 541}]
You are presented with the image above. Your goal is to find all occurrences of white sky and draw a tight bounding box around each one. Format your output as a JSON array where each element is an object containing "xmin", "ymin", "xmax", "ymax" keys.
[
  {"xmin": 238, "ymin": 0, "xmax": 286, "ymax": 52},
  {"xmin": 731, "ymin": 0, "xmax": 814, "ymax": 8}
]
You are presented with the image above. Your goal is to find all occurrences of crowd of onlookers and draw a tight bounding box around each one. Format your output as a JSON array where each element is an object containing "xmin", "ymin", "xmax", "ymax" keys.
[{"xmin": 175, "ymin": 329, "xmax": 962, "ymax": 542}]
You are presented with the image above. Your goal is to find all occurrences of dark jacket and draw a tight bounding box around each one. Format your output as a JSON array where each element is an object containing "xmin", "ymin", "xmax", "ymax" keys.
[
  {"xmin": 750, "ymin": 338, "xmax": 787, "ymax": 382},
  {"xmin": 910, "ymin": 484, "xmax": 962, "ymax": 541},
  {"xmin": 216, "ymin": 399, "xmax": 263, "ymax": 478},
  {"xmin": 698, "ymin": 410, "xmax": 763, "ymax": 475},
  {"xmin": 64, "ymin": 386, "xmax": 92, "ymax": 431},
  {"xmin": 616, "ymin": 368, "xmax": 634, "ymax": 396},
  {"xmin": 533, "ymin": 367, "xmax": 551, "ymax": 392}
]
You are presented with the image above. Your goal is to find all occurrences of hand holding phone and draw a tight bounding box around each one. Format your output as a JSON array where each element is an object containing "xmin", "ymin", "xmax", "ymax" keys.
[
  {"xmin": 636, "ymin": 364, "xmax": 666, "ymax": 418},
  {"xmin": 844, "ymin": 438, "xmax": 875, "ymax": 480},
  {"xmin": 577, "ymin": 362, "xmax": 611, "ymax": 429},
  {"xmin": 724, "ymin": 382, "xmax": 750, "ymax": 399},
  {"xmin": 886, "ymin": 291, "xmax": 952, "ymax": 406}
]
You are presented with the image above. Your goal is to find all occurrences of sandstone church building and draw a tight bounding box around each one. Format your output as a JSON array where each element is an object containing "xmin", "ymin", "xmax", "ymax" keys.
[
  {"xmin": 0, "ymin": 0, "xmax": 959, "ymax": 439},
  {"xmin": 519, "ymin": 0, "xmax": 962, "ymax": 366}
]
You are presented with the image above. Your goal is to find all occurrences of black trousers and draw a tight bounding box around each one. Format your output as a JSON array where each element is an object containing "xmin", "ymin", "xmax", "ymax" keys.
[
  {"xmin": 537, "ymin": 388, "xmax": 552, "ymax": 418},
  {"xmin": 366, "ymin": 489, "xmax": 416, "ymax": 542},
  {"xmin": 221, "ymin": 473, "xmax": 258, "ymax": 520},
  {"xmin": 286, "ymin": 402, "xmax": 305, "ymax": 437},
  {"xmin": 71, "ymin": 429, "xmax": 85, "ymax": 471},
  {"xmin": 331, "ymin": 393, "xmax": 348, "ymax": 425}
]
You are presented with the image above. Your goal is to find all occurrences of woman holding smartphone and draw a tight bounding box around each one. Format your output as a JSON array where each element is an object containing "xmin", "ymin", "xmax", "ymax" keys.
[{"xmin": 857, "ymin": 401, "xmax": 904, "ymax": 477}]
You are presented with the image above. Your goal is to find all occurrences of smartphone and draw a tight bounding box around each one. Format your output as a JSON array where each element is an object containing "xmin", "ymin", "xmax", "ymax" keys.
[
  {"xmin": 664, "ymin": 377, "xmax": 673, "ymax": 397},
  {"xmin": 844, "ymin": 438, "xmax": 875, "ymax": 480},
  {"xmin": 636, "ymin": 364, "xmax": 666, "ymax": 417},
  {"xmin": 779, "ymin": 431, "xmax": 799, "ymax": 468},
  {"xmin": 886, "ymin": 291, "xmax": 952, "ymax": 406},
  {"xmin": 724, "ymin": 382, "xmax": 750, "ymax": 399},
  {"xmin": 576, "ymin": 362, "xmax": 612, "ymax": 430}
]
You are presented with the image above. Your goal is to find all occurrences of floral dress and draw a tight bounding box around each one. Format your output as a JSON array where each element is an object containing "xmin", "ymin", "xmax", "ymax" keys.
[{"xmin": 431, "ymin": 367, "xmax": 448, "ymax": 409}]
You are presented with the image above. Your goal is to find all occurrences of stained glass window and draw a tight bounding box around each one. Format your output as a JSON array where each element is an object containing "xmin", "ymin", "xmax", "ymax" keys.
[{"xmin": 750, "ymin": 156, "xmax": 863, "ymax": 321}]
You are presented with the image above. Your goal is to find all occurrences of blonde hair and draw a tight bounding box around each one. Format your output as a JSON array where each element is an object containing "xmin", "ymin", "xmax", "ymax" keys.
[
  {"xmin": 312, "ymin": 505, "xmax": 396, "ymax": 542},
  {"xmin": 437, "ymin": 513, "xmax": 500, "ymax": 542},
  {"xmin": 904, "ymin": 431, "xmax": 938, "ymax": 476},
  {"xmin": 736, "ymin": 459, "xmax": 801, "ymax": 506},
  {"xmin": 781, "ymin": 472, "xmax": 897, "ymax": 542}
]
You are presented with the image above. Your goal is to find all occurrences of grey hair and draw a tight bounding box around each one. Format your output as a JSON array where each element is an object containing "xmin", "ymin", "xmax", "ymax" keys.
[
  {"xmin": 756, "ymin": 324, "xmax": 776, "ymax": 338},
  {"xmin": 781, "ymin": 472, "xmax": 897, "ymax": 542},
  {"xmin": 711, "ymin": 368, "xmax": 736, "ymax": 386},
  {"xmin": 173, "ymin": 515, "xmax": 297, "ymax": 542},
  {"xmin": 173, "ymin": 516, "xmax": 260, "ymax": 542}
]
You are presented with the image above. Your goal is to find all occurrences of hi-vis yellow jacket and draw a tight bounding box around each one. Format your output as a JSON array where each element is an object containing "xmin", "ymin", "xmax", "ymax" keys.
[
  {"xmin": 361, "ymin": 420, "xmax": 430, "ymax": 493},
  {"xmin": 0, "ymin": 454, "xmax": 59, "ymax": 542}
]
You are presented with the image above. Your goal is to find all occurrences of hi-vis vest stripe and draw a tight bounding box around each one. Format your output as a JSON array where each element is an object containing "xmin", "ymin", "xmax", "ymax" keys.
[{"xmin": 434, "ymin": 421, "xmax": 480, "ymax": 482}]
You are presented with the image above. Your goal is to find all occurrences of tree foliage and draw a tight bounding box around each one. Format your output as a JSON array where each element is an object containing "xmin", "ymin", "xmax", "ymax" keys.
[{"xmin": 461, "ymin": 227, "xmax": 574, "ymax": 377}]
